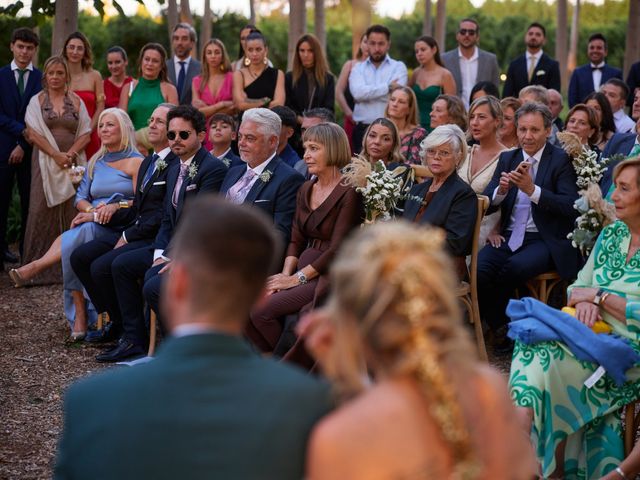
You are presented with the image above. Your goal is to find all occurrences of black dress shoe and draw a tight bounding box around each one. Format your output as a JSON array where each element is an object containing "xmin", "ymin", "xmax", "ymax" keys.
[
  {"xmin": 85, "ymin": 323, "xmax": 121, "ymax": 344},
  {"xmin": 3, "ymin": 249, "xmax": 18, "ymax": 263},
  {"xmin": 96, "ymin": 339, "xmax": 145, "ymax": 363}
]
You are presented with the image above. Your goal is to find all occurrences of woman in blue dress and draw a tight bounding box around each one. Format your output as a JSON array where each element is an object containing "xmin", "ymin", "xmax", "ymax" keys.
[{"xmin": 9, "ymin": 108, "xmax": 143, "ymax": 340}]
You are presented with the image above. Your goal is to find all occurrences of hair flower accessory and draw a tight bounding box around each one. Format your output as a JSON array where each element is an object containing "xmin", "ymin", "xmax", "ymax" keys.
[
  {"xmin": 155, "ymin": 158, "xmax": 168, "ymax": 172},
  {"xmin": 259, "ymin": 170, "xmax": 273, "ymax": 183},
  {"xmin": 188, "ymin": 162, "xmax": 198, "ymax": 179}
]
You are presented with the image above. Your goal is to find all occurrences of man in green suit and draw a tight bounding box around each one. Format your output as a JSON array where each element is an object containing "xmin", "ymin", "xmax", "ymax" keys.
[{"xmin": 54, "ymin": 198, "xmax": 333, "ymax": 480}]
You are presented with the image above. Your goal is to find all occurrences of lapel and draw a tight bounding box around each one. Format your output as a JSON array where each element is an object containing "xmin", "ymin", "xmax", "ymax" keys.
[
  {"xmin": 476, "ymin": 50, "xmax": 487, "ymax": 83},
  {"xmin": 304, "ymin": 181, "xmax": 351, "ymax": 231},
  {"xmin": 225, "ymin": 164, "xmax": 247, "ymax": 192},
  {"xmin": 404, "ymin": 181, "xmax": 429, "ymax": 221},
  {"xmin": 418, "ymin": 174, "xmax": 459, "ymax": 224},
  {"xmin": 584, "ymin": 66, "xmax": 595, "ymax": 91},
  {"xmin": 136, "ymin": 153, "xmax": 154, "ymax": 201},
  {"xmin": 167, "ymin": 60, "xmax": 176, "ymax": 84},
  {"xmin": 503, "ymin": 149, "xmax": 523, "ymax": 215},
  {"xmin": 533, "ymin": 53, "xmax": 548, "ymax": 79},
  {"xmin": 6, "ymin": 68, "xmax": 21, "ymax": 107},
  {"xmin": 244, "ymin": 156, "xmax": 281, "ymax": 203},
  {"xmin": 534, "ymin": 143, "xmax": 554, "ymax": 189},
  {"xmin": 177, "ymin": 148, "xmax": 207, "ymax": 219}
]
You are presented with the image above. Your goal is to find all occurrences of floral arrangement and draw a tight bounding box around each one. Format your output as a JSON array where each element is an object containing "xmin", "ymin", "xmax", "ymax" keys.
[
  {"xmin": 68, "ymin": 165, "xmax": 85, "ymax": 185},
  {"xmin": 259, "ymin": 170, "xmax": 273, "ymax": 183},
  {"xmin": 187, "ymin": 162, "xmax": 198, "ymax": 179},
  {"xmin": 342, "ymin": 157, "xmax": 410, "ymax": 223},
  {"xmin": 557, "ymin": 132, "xmax": 617, "ymax": 256}
]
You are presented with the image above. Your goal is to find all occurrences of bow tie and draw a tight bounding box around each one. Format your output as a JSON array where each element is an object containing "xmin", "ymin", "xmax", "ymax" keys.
[{"xmin": 591, "ymin": 65, "xmax": 603, "ymax": 71}]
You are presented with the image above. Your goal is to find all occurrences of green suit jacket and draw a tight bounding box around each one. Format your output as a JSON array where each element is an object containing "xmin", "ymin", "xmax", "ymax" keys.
[{"xmin": 54, "ymin": 333, "xmax": 333, "ymax": 480}]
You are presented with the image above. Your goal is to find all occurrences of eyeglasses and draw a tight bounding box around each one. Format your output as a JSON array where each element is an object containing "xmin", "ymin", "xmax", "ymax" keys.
[
  {"xmin": 167, "ymin": 130, "xmax": 192, "ymax": 141},
  {"xmin": 426, "ymin": 148, "xmax": 453, "ymax": 158},
  {"xmin": 458, "ymin": 29, "xmax": 477, "ymax": 36}
]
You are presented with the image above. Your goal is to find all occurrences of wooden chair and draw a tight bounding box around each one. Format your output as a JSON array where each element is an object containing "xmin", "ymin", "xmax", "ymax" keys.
[
  {"xmin": 148, "ymin": 310, "xmax": 157, "ymax": 357},
  {"xmin": 457, "ymin": 195, "xmax": 489, "ymax": 361},
  {"xmin": 525, "ymin": 271, "xmax": 564, "ymax": 305},
  {"xmin": 625, "ymin": 401, "xmax": 640, "ymax": 455}
]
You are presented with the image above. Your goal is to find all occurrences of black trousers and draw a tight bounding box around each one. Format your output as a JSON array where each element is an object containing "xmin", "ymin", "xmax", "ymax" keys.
[
  {"xmin": 352, "ymin": 122, "xmax": 370, "ymax": 155},
  {"xmin": 0, "ymin": 156, "xmax": 30, "ymax": 254}
]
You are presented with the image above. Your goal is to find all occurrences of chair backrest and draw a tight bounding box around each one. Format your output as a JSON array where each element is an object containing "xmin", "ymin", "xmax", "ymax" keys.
[{"xmin": 470, "ymin": 195, "xmax": 489, "ymax": 294}]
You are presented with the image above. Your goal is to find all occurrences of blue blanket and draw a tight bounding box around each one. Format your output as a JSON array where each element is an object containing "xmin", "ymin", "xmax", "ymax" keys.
[{"xmin": 507, "ymin": 297, "xmax": 640, "ymax": 386}]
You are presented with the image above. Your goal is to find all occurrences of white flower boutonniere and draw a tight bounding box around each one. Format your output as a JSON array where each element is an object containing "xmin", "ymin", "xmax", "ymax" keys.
[
  {"xmin": 536, "ymin": 70, "xmax": 546, "ymax": 76},
  {"xmin": 221, "ymin": 157, "xmax": 231, "ymax": 168},
  {"xmin": 155, "ymin": 158, "xmax": 167, "ymax": 172},
  {"xmin": 188, "ymin": 162, "xmax": 198, "ymax": 179},
  {"xmin": 259, "ymin": 170, "xmax": 273, "ymax": 183}
]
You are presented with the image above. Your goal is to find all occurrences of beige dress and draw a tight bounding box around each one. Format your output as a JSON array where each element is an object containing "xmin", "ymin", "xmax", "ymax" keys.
[{"xmin": 457, "ymin": 145, "xmax": 509, "ymax": 247}]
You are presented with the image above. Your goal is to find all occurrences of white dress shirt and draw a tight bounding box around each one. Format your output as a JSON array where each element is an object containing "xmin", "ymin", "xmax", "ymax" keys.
[
  {"xmin": 173, "ymin": 56, "xmax": 192, "ymax": 75},
  {"xmin": 230, "ymin": 151, "xmax": 275, "ymax": 195},
  {"xmin": 11, "ymin": 60, "xmax": 33, "ymax": 88},
  {"xmin": 591, "ymin": 62, "xmax": 605, "ymax": 91},
  {"xmin": 459, "ymin": 47, "xmax": 479, "ymax": 109},
  {"xmin": 613, "ymin": 109, "xmax": 635, "ymax": 134}
]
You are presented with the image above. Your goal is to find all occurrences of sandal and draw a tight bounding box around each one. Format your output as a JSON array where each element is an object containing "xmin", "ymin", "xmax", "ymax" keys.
[{"xmin": 8, "ymin": 269, "xmax": 30, "ymax": 288}]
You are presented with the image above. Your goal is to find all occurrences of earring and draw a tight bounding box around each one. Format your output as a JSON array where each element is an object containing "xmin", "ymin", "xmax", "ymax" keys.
[
  {"xmin": 220, "ymin": 64, "xmax": 225, "ymax": 72},
  {"xmin": 263, "ymin": 57, "xmax": 268, "ymax": 65},
  {"xmin": 244, "ymin": 57, "xmax": 250, "ymax": 67}
]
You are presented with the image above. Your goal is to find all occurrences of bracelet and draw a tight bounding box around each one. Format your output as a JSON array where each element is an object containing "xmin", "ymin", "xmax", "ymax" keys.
[
  {"xmin": 614, "ymin": 466, "xmax": 628, "ymax": 479},
  {"xmin": 93, "ymin": 211, "xmax": 98, "ymax": 222},
  {"xmin": 601, "ymin": 292, "xmax": 611, "ymax": 305},
  {"xmin": 84, "ymin": 206, "xmax": 94, "ymax": 213}
]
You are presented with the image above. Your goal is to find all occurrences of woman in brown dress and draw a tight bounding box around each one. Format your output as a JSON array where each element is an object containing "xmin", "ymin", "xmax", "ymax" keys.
[{"xmin": 22, "ymin": 56, "xmax": 91, "ymax": 284}]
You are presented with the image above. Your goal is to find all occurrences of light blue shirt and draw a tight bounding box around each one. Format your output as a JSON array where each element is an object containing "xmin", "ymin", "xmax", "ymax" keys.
[{"xmin": 348, "ymin": 55, "xmax": 408, "ymax": 124}]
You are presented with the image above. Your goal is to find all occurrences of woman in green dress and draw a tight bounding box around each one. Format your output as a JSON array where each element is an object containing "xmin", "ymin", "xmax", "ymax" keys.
[{"xmin": 509, "ymin": 157, "xmax": 640, "ymax": 479}]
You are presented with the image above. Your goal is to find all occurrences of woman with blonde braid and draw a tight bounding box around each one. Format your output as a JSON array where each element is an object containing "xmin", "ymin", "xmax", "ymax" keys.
[{"xmin": 300, "ymin": 222, "xmax": 536, "ymax": 479}]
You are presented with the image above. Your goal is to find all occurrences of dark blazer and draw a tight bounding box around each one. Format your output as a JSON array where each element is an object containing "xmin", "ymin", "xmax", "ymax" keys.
[
  {"xmin": 568, "ymin": 63, "xmax": 622, "ymax": 108},
  {"xmin": 54, "ymin": 333, "xmax": 332, "ymax": 480},
  {"xmin": 441, "ymin": 48, "xmax": 501, "ymax": 100},
  {"xmin": 109, "ymin": 151, "xmax": 179, "ymax": 243},
  {"xmin": 600, "ymin": 131, "xmax": 637, "ymax": 194},
  {"xmin": 219, "ymin": 149, "xmax": 243, "ymax": 170},
  {"xmin": 502, "ymin": 52, "xmax": 561, "ymax": 98},
  {"xmin": 626, "ymin": 61, "xmax": 640, "ymax": 107},
  {"xmin": 166, "ymin": 58, "xmax": 202, "ymax": 106},
  {"xmin": 221, "ymin": 156, "xmax": 304, "ymax": 248},
  {"xmin": 0, "ymin": 65, "xmax": 42, "ymax": 163},
  {"xmin": 284, "ymin": 71, "xmax": 335, "ymax": 116},
  {"xmin": 483, "ymin": 144, "xmax": 581, "ymax": 279},
  {"xmin": 402, "ymin": 172, "xmax": 477, "ymax": 257},
  {"xmin": 153, "ymin": 146, "xmax": 226, "ymax": 253}
]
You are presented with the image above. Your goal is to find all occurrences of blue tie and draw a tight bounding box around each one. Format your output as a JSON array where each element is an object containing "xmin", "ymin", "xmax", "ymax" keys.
[
  {"xmin": 142, "ymin": 154, "xmax": 159, "ymax": 189},
  {"xmin": 177, "ymin": 61, "xmax": 186, "ymax": 98}
]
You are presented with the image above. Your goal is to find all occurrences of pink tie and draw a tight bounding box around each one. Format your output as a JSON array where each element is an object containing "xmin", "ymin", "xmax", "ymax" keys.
[
  {"xmin": 226, "ymin": 169, "xmax": 256, "ymax": 204},
  {"xmin": 172, "ymin": 163, "xmax": 189, "ymax": 208},
  {"xmin": 508, "ymin": 158, "xmax": 535, "ymax": 252}
]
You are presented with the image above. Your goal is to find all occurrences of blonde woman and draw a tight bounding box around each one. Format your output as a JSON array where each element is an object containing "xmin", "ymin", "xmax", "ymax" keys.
[
  {"xmin": 300, "ymin": 222, "xmax": 536, "ymax": 479},
  {"xmin": 385, "ymin": 85, "xmax": 427, "ymax": 165}
]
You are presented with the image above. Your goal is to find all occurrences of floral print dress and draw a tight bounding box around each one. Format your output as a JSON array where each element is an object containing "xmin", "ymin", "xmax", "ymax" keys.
[
  {"xmin": 509, "ymin": 220, "xmax": 640, "ymax": 479},
  {"xmin": 400, "ymin": 127, "xmax": 428, "ymax": 165}
]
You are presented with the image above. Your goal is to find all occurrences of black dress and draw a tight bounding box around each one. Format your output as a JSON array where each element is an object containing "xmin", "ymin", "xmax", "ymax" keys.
[{"xmin": 243, "ymin": 67, "xmax": 278, "ymax": 100}]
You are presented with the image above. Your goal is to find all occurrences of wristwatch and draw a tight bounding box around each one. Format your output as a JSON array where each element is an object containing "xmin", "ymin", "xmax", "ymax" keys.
[
  {"xmin": 296, "ymin": 271, "xmax": 308, "ymax": 285},
  {"xmin": 118, "ymin": 200, "xmax": 130, "ymax": 209},
  {"xmin": 593, "ymin": 288, "xmax": 605, "ymax": 306}
]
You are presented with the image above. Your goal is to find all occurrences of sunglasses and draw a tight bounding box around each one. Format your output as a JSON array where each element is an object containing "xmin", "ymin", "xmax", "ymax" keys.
[
  {"xmin": 459, "ymin": 29, "xmax": 477, "ymax": 36},
  {"xmin": 167, "ymin": 130, "xmax": 192, "ymax": 141}
]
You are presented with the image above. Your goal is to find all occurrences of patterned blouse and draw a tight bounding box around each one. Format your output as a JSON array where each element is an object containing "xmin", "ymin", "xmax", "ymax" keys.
[{"xmin": 400, "ymin": 126, "xmax": 428, "ymax": 165}]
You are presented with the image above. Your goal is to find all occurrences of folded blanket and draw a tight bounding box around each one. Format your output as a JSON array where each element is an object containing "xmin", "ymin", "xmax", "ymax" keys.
[{"xmin": 507, "ymin": 297, "xmax": 640, "ymax": 386}]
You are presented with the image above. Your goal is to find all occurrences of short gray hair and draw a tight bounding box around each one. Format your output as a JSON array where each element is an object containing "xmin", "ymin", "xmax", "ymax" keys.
[
  {"xmin": 173, "ymin": 22, "xmax": 197, "ymax": 43},
  {"xmin": 519, "ymin": 85, "xmax": 549, "ymax": 106},
  {"xmin": 241, "ymin": 108, "xmax": 282, "ymax": 138},
  {"xmin": 515, "ymin": 102, "xmax": 553, "ymax": 129},
  {"xmin": 419, "ymin": 124, "xmax": 468, "ymax": 166}
]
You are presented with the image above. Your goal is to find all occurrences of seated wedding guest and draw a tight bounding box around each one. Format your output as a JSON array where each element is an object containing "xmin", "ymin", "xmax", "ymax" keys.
[
  {"xmin": 103, "ymin": 46, "xmax": 132, "ymax": 109},
  {"xmin": 233, "ymin": 32, "xmax": 285, "ymax": 113},
  {"xmin": 300, "ymin": 222, "xmax": 536, "ymax": 480},
  {"xmin": 55, "ymin": 197, "xmax": 332, "ymax": 480},
  {"xmin": 519, "ymin": 85, "xmax": 561, "ymax": 145},
  {"xmin": 402, "ymin": 124, "xmax": 477, "ymax": 279},
  {"xmin": 385, "ymin": 85, "xmax": 427, "ymax": 165},
  {"xmin": 247, "ymin": 123, "xmax": 363, "ymax": 357},
  {"xmin": 469, "ymin": 80, "xmax": 499, "ymax": 105},
  {"xmin": 430, "ymin": 94, "xmax": 467, "ymax": 132},
  {"xmin": 96, "ymin": 105, "xmax": 227, "ymax": 362},
  {"xmin": 11, "ymin": 108, "xmax": 142, "ymax": 340},
  {"xmin": 477, "ymin": 102, "xmax": 581, "ymax": 352},
  {"xmin": 548, "ymin": 88, "xmax": 564, "ymax": 130},
  {"xmin": 360, "ymin": 117, "xmax": 405, "ymax": 166},
  {"xmin": 119, "ymin": 43, "xmax": 179, "ymax": 149},
  {"xmin": 564, "ymin": 103, "xmax": 600, "ymax": 151},
  {"xmin": 602, "ymin": 78, "xmax": 635, "ymax": 133},
  {"xmin": 272, "ymin": 105, "xmax": 301, "ymax": 168},
  {"xmin": 69, "ymin": 104, "xmax": 177, "ymax": 344},
  {"xmin": 585, "ymin": 91, "xmax": 617, "ymax": 151},
  {"xmin": 295, "ymin": 108, "xmax": 336, "ymax": 177},
  {"xmin": 458, "ymin": 96, "xmax": 507, "ymax": 247},
  {"xmin": 231, "ymin": 24, "xmax": 274, "ymax": 72},
  {"xmin": 192, "ymin": 38, "xmax": 234, "ymax": 151},
  {"xmin": 19, "ymin": 56, "xmax": 91, "ymax": 285},
  {"xmin": 498, "ymin": 97, "xmax": 522, "ymax": 149},
  {"xmin": 208, "ymin": 113, "xmax": 242, "ymax": 169},
  {"xmin": 285, "ymin": 33, "xmax": 335, "ymax": 123},
  {"xmin": 509, "ymin": 157, "xmax": 640, "ymax": 479}
]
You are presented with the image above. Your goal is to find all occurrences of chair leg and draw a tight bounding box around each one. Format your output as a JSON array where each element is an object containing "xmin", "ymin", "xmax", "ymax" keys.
[{"xmin": 148, "ymin": 311, "xmax": 157, "ymax": 357}]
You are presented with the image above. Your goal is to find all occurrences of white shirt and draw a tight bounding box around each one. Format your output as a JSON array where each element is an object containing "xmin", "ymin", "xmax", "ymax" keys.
[
  {"xmin": 591, "ymin": 62, "xmax": 606, "ymax": 91},
  {"xmin": 235, "ymin": 151, "xmax": 275, "ymax": 193},
  {"xmin": 172, "ymin": 324, "xmax": 221, "ymax": 338},
  {"xmin": 11, "ymin": 60, "xmax": 33, "ymax": 89},
  {"xmin": 458, "ymin": 47, "xmax": 479, "ymax": 109},
  {"xmin": 613, "ymin": 109, "xmax": 635, "ymax": 134}
]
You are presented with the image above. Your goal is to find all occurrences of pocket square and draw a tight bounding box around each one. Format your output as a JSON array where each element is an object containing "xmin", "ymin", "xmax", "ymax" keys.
[
  {"xmin": 254, "ymin": 199, "xmax": 270, "ymax": 203},
  {"xmin": 536, "ymin": 70, "xmax": 546, "ymax": 76},
  {"xmin": 152, "ymin": 181, "xmax": 166, "ymax": 186},
  {"xmin": 186, "ymin": 184, "xmax": 197, "ymax": 191}
]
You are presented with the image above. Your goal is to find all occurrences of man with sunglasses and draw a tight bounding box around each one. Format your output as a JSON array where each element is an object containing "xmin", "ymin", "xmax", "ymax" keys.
[
  {"xmin": 97, "ymin": 105, "xmax": 227, "ymax": 362},
  {"xmin": 441, "ymin": 18, "xmax": 500, "ymax": 109}
]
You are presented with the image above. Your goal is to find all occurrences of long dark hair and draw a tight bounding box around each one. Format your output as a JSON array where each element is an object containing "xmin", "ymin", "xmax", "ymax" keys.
[
  {"xmin": 137, "ymin": 43, "xmax": 169, "ymax": 82},
  {"xmin": 237, "ymin": 24, "xmax": 259, "ymax": 59},
  {"xmin": 291, "ymin": 33, "xmax": 331, "ymax": 89},
  {"xmin": 62, "ymin": 31, "xmax": 94, "ymax": 71},
  {"xmin": 415, "ymin": 35, "xmax": 444, "ymax": 67},
  {"xmin": 584, "ymin": 91, "xmax": 616, "ymax": 137}
]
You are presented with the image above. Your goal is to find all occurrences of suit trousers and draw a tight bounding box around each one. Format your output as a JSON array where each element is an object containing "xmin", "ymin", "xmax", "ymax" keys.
[
  {"xmin": 142, "ymin": 264, "xmax": 163, "ymax": 323},
  {"xmin": 477, "ymin": 232, "xmax": 554, "ymax": 330},
  {"xmin": 0, "ymin": 158, "xmax": 30, "ymax": 254},
  {"xmin": 352, "ymin": 122, "xmax": 370, "ymax": 156},
  {"xmin": 111, "ymin": 245, "xmax": 154, "ymax": 346}
]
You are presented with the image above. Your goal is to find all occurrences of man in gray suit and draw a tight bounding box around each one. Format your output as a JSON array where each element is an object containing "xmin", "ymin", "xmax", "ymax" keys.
[
  {"xmin": 441, "ymin": 18, "xmax": 500, "ymax": 109},
  {"xmin": 55, "ymin": 197, "xmax": 332, "ymax": 480},
  {"xmin": 167, "ymin": 23, "xmax": 201, "ymax": 105}
]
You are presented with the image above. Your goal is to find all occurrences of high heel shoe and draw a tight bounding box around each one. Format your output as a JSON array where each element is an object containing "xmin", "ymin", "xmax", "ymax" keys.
[
  {"xmin": 8, "ymin": 268, "xmax": 30, "ymax": 288},
  {"xmin": 69, "ymin": 331, "xmax": 87, "ymax": 342}
]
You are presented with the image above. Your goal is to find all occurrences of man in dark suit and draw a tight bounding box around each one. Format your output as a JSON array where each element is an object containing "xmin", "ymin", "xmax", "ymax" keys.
[
  {"xmin": 477, "ymin": 103, "xmax": 581, "ymax": 347},
  {"xmin": 69, "ymin": 104, "xmax": 178, "ymax": 343},
  {"xmin": 96, "ymin": 105, "xmax": 227, "ymax": 362},
  {"xmin": 441, "ymin": 18, "xmax": 500, "ymax": 109},
  {"xmin": 166, "ymin": 23, "xmax": 201, "ymax": 106},
  {"xmin": 55, "ymin": 197, "xmax": 332, "ymax": 480},
  {"xmin": 503, "ymin": 23, "xmax": 561, "ymax": 99},
  {"xmin": 0, "ymin": 28, "xmax": 42, "ymax": 265},
  {"xmin": 568, "ymin": 33, "xmax": 622, "ymax": 108},
  {"xmin": 625, "ymin": 60, "xmax": 640, "ymax": 109}
]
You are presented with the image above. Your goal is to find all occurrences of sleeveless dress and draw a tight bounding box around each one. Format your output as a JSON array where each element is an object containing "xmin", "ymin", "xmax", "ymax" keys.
[
  {"xmin": 128, "ymin": 77, "xmax": 165, "ymax": 131},
  {"xmin": 244, "ymin": 67, "xmax": 278, "ymax": 101},
  {"xmin": 61, "ymin": 150, "xmax": 140, "ymax": 329},
  {"xmin": 74, "ymin": 90, "xmax": 100, "ymax": 159},
  {"xmin": 23, "ymin": 93, "xmax": 80, "ymax": 284},
  {"xmin": 412, "ymin": 84, "xmax": 441, "ymax": 131},
  {"xmin": 104, "ymin": 76, "xmax": 133, "ymax": 109},
  {"xmin": 193, "ymin": 72, "xmax": 233, "ymax": 150}
]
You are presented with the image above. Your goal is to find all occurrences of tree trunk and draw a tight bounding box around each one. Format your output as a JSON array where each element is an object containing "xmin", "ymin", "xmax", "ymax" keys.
[
  {"xmin": 249, "ymin": 0, "xmax": 257, "ymax": 25},
  {"xmin": 51, "ymin": 0, "xmax": 78, "ymax": 56},
  {"xmin": 568, "ymin": 0, "xmax": 580, "ymax": 75},
  {"xmin": 351, "ymin": 0, "xmax": 371, "ymax": 57},
  {"xmin": 434, "ymin": 0, "xmax": 446, "ymax": 51},
  {"xmin": 624, "ymin": 0, "xmax": 640, "ymax": 78},
  {"xmin": 556, "ymin": 0, "xmax": 568, "ymax": 93},
  {"xmin": 422, "ymin": 0, "xmax": 432, "ymax": 36},
  {"xmin": 167, "ymin": 0, "xmax": 179, "ymax": 40},
  {"xmin": 201, "ymin": 0, "xmax": 212, "ymax": 57},
  {"xmin": 180, "ymin": 0, "xmax": 193, "ymax": 24},
  {"xmin": 314, "ymin": 0, "xmax": 326, "ymax": 52},
  {"xmin": 288, "ymin": 0, "xmax": 307, "ymax": 70}
]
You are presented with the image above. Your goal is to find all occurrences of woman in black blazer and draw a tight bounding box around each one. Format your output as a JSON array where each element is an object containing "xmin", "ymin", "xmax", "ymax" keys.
[{"xmin": 285, "ymin": 34, "xmax": 335, "ymax": 124}]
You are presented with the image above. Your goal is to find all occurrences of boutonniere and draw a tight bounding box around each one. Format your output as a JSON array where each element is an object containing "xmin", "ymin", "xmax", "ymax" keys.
[
  {"xmin": 536, "ymin": 70, "xmax": 546, "ymax": 76},
  {"xmin": 221, "ymin": 157, "xmax": 231, "ymax": 168},
  {"xmin": 155, "ymin": 158, "xmax": 167, "ymax": 172},
  {"xmin": 259, "ymin": 170, "xmax": 273, "ymax": 183},
  {"xmin": 188, "ymin": 162, "xmax": 198, "ymax": 179}
]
